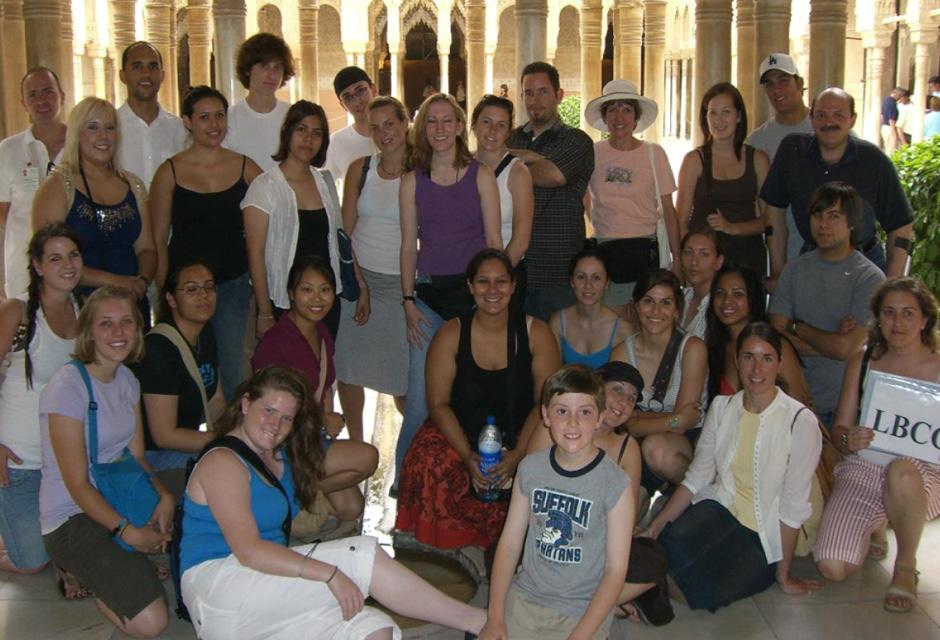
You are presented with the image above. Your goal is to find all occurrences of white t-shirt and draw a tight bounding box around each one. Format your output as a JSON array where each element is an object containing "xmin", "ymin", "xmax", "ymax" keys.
[
  {"xmin": 116, "ymin": 102, "xmax": 187, "ymax": 189},
  {"xmin": 224, "ymin": 100, "xmax": 290, "ymax": 172},
  {"xmin": 323, "ymin": 125, "xmax": 376, "ymax": 190},
  {"xmin": 0, "ymin": 128, "xmax": 62, "ymax": 298}
]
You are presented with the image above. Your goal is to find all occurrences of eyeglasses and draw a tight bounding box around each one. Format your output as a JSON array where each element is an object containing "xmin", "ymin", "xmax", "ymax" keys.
[
  {"xmin": 341, "ymin": 85, "xmax": 371, "ymax": 106},
  {"xmin": 177, "ymin": 283, "xmax": 217, "ymax": 296}
]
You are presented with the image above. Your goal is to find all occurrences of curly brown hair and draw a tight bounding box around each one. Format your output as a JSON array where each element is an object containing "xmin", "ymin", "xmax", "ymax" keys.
[
  {"xmin": 216, "ymin": 366, "xmax": 324, "ymax": 510},
  {"xmin": 868, "ymin": 277, "xmax": 940, "ymax": 359}
]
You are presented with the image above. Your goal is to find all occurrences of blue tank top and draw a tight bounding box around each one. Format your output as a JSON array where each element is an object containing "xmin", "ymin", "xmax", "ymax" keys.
[
  {"xmin": 560, "ymin": 310, "xmax": 619, "ymax": 368},
  {"xmin": 180, "ymin": 453, "xmax": 296, "ymax": 575}
]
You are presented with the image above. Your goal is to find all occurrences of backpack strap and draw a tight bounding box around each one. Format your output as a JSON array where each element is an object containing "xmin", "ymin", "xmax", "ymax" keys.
[
  {"xmin": 650, "ymin": 330, "xmax": 685, "ymax": 406},
  {"xmin": 199, "ymin": 435, "xmax": 292, "ymax": 541},
  {"xmin": 494, "ymin": 153, "xmax": 515, "ymax": 178},
  {"xmin": 358, "ymin": 156, "xmax": 371, "ymax": 196},
  {"xmin": 857, "ymin": 342, "xmax": 873, "ymax": 419},
  {"xmin": 69, "ymin": 360, "xmax": 99, "ymax": 465},
  {"xmin": 149, "ymin": 323, "xmax": 214, "ymax": 431}
]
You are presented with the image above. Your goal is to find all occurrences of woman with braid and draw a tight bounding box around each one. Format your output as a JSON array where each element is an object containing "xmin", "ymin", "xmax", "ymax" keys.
[{"xmin": 0, "ymin": 225, "xmax": 83, "ymax": 593}]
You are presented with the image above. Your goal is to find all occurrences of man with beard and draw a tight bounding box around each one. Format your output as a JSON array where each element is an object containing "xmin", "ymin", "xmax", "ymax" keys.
[{"xmin": 116, "ymin": 41, "xmax": 187, "ymax": 189}]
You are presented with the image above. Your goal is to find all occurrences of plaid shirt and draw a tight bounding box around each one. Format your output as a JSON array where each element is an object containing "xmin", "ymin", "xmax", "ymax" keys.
[{"xmin": 509, "ymin": 118, "xmax": 594, "ymax": 288}]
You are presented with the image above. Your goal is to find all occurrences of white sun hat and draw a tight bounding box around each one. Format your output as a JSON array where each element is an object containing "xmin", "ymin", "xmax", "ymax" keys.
[{"xmin": 584, "ymin": 79, "xmax": 659, "ymax": 133}]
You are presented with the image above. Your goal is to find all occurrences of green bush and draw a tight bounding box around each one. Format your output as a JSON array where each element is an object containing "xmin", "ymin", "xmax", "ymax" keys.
[
  {"xmin": 558, "ymin": 95, "xmax": 581, "ymax": 128},
  {"xmin": 893, "ymin": 137, "xmax": 940, "ymax": 295}
]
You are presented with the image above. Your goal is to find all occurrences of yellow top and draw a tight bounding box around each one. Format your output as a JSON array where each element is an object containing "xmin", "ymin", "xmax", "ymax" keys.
[{"xmin": 730, "ymin": 410, "xmax": 760, "ymax": 532}]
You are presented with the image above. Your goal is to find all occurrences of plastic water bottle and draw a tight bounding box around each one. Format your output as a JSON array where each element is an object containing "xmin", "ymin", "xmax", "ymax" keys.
[{"xmin": 477, "ymin": 416, "xmax": 502, "ymax": 502}]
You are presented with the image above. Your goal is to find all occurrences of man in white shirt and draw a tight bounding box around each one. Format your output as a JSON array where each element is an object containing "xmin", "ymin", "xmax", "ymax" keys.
[
  {"xmin": 0, "ymin": 67, "xmax": 67, "ymax": 298},
  {"xmin": 116, "ymin": 41, "xmax": 187, "ymax": 189},
  {"xmin": 224, "ymin": 33, "xmax": 294, "ymax": 172},
  {"xmin": 323, "ymin": 66, "xmax": 378, "ymax": 186}
]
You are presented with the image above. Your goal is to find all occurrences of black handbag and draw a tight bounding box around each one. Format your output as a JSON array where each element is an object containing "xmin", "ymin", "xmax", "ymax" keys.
[
  {"xmin": 598, "ymin": 238, "xmax": 659, "ymax": 284},
  {"xmin": 416, "ymin": 274, "xmax": 475, "ymax": 320}
]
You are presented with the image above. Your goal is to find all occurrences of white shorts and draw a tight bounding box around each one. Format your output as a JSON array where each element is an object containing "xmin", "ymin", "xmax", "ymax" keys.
[{"xmin": 182, "ymin": 535, "xmax": 400, "ymax": 640}]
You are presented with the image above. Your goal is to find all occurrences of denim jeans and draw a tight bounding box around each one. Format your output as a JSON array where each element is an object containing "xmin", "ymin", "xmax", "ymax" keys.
[
  {"xmin": 210, "ymin": 272, "xmax": 252, "ymax": 401},
  {"xmin": 524, "ymin": 285, "xmax": 575, "ymax": 323},
  {"xmin": 0, "ymin": 468, "xmax": 48, "ymax": 569},
  {"xmin": 393, "ymin": 297, "xmax": 445, "ymax": 491}
]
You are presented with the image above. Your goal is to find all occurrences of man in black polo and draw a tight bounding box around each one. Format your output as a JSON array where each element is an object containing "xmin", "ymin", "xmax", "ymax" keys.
[
  {"xmin": 761, "ymin": 87, "xmax": 913, "ymax": 286},
  {"xmin": 508, "ymin": 61, "xmax": 594, "ymax": 321}
]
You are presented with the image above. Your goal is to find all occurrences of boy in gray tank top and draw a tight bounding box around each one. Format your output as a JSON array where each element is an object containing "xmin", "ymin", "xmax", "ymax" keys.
[{"xmin": 480, "ymin": 365, "xmax": 633, "ymax": 640}]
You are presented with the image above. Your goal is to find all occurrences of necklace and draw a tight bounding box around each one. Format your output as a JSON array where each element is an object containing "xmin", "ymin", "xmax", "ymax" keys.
[{"xmin": 378, "ymin": 157, "xmax": 403, "ymax": 179}]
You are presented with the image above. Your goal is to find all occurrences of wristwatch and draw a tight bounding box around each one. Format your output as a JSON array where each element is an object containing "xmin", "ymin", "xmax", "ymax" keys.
[
  {"xmin": 667, "ymin": 415, "xmax": 680, "ymax": 430},
  {"xmin": 402, "ymin": 294, "xmax": 416, "ymax": 305}
]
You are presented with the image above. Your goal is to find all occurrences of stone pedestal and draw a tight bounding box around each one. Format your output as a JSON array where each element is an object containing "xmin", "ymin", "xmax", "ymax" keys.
[
  {"xmin": 466, "ymin": 0, "xmax": 486, "ymax": 116},
  {"xmin": 188, "ymin": 0, "xmax": 213, "ymax": 89},
  {"xmin": 580, "ymin": 0, "xmax": 602, "ymax": 136},
  {"xmin": 693, "ymin": 0, "xmax": 732, "ymax": 145},
  {"xmin": 297, "ymin": 0, "xmax": 318, "ymax": 102},
  {"xmin": 514, "ymin": 0, "xmax": 548, "ymax": 82},
  {"xmin": 808, "ymin": 0, "xmax": 847, "ymax": 100},
  {"xmin": 643, "ymin": 0, "xmax": 666, "ymax": 142},
  {"xmin": 736, "ymin": 0, "xmax": 756, "ymax": 126},
  {"xmin": 213, "ymin": 0, "xmax": 246, "ymax": 102},
  {"xmin": 617, "ymin": 0, "xmax": 642, "ymax": 83},
  {"xmin": 23, "ymin": 0, "xmax": 64, "ymax": 74},
  {"xmin": 2, "ymin": 0, "xmax": 29, "ymax": 134},
  {"xmin": 753, "ymin": 0, "xmax": 791, "ymax": 125}
]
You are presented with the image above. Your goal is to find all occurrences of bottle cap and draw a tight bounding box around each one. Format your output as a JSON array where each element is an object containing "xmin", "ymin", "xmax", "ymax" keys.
[{"xmin": 486, "ymin": 415, "xmax": 496, "ymax": 424}]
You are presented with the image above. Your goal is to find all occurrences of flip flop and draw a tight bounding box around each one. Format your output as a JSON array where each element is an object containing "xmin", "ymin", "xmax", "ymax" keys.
[
  {"xmin": 884, "ymin": 565, "xmax": 919, "ymax": 613},
  {"xmin": 867, "ymin": 538, "xmax": 888, "ymax": 561},
  {"xmin": 614, "ymin": 603, "xmax": 641, "ymax": 623}
]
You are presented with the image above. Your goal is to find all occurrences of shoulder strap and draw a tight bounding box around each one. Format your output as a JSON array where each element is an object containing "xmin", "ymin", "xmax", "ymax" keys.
[
  {"xmin": 607, "ymin": 317, "xmax": 620, "ymax": 347},
  {"xmin": 494, "ymin": 153, "xmax": 515, "ymax": 177},
  {"xmin": 69, "ymin": 360, "xmax": 99, "ymax": 465},
  {"xmin": 149, "ymin": 323, "xmax": 213, "ymax": 431},
  {"xmin": 168, "ymin": 159, "xmax": 178, "ymax": 184},
  {"xmin": 651, "ymin": 330, "xmax": 685, "ymax": 405},
  {"xmin": 51, "ymin": 166, "xmax": 76, "ymax": 211},
  {"xmin": 857, "ymin": 342, "xmax": 873, "ymax": 417},
  {"xmin": 700, "ymin": 145, "xmax": 714, "ymax": 193},
  {"xmin": 314, "ymin": 333, "xmax": 329, "ymax": 403},
  {"xmin": 647, "ymin": 143, "xmax": 665, "ymax": 220},
  {"xmin": 788, "ymin": 406, "xmax": 807, "ymax": 433},
  {"xmin": 200, "ymin": 435, "xmax": 292, "ymax": 541},
  {"xmin": 358, "ymin": 156, "xmax": 371, "ymax": 196},
  {"xmin": 616, "ymin": 433, "xmax": 631, "ymax": 464},
  {"xmin": 240, "ymin": 154, "xmax": 248, "ymax": 179}
]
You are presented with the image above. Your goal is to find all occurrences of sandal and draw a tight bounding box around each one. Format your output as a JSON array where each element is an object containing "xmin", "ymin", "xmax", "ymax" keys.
[
  {"xmin": 614, "ymin": 603, "xmax": 641, "ymax": 623},
  {"xmin": 884, "ymin": 565, "xmax": 920, "ymax": 613},
  {"xmin": 55, "ymin": 565, "xmax": 91, "ymax": 601},
  {"xmin": 868, "ymin": 537, "xmax": 889, "ymax": 561}
]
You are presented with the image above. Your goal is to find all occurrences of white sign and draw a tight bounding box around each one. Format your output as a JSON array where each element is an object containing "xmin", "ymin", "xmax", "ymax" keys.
[{"xmin": 859, "ymin": 370, "xmax": 940, "ymax": 464}]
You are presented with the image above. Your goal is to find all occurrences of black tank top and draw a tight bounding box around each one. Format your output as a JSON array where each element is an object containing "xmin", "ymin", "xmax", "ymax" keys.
[
  {"xmin": 167, "ymin": 156, "xmax": 249, "ymax": 282},
  {"xmin": 296, "ymin": 208, "xmax": 330, "ymax": 264},
  {"xmin": 451, "ymin": 311, "xmax": 534, "ymax": 451}
]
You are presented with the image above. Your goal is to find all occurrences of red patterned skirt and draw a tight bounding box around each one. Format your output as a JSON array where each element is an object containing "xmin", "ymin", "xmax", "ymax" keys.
[{"xmin": 395, "ymin": 419, "xmax": 509, "ymax": 549}]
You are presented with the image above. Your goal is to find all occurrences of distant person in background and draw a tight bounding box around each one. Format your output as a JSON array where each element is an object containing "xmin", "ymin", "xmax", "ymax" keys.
[
  {"xmin": 924, "ymin": 96, "xmax": 940, "ymax": 139},
  {"xmin": 881, "ymin": 87, "xmax": 904, "ymax": 154}
]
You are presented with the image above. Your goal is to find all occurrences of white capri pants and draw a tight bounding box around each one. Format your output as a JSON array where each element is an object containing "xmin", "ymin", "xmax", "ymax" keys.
[{"xmin": 182, "ymin": 535, "xmax": 400, "ymax": 640}]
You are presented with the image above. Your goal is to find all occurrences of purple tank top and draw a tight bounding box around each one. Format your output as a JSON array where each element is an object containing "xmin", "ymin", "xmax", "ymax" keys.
[{"xmin": 415, "ymin": 160, "xmax": 487, "ymax": 276}]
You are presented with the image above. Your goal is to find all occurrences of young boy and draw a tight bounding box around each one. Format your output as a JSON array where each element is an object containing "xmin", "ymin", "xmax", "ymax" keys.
[{"xmin": 481, "ymin": 365, "xmax": 633, "ymax": 640}]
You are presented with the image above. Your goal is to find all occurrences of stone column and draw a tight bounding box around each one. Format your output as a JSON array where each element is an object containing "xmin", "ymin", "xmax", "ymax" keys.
[
  {"xmin": 188, "ymin": 0, "xmax": 213, "ymax": 88},
  {"xmin": 514, "ymin": 0, "xmax": 548, "ymax": 81},
  {"xmin": 145, "ymin": 0, "xmax": 178, "ymax": 111},
  {"xmin": 680, "ymin": 58, "xmax": 692, "ymax": 138},
  {"xmin": 580, "ymin": 0, "xmax": 602, "ymax": 136},
  {"xmin": 612, "ymin": 3, "xmax": 620, "ymax": 80},
  {"xmin": 860, "ymin": 29, "xmax": 892, "ymax": 145},
  {"xmin": 437, "ymin": 0, "xmax": 453, "ymax": 94},
  {"xmin": 2, "ymin": 0, "xmax": 29, "ymax": 134},
  {"xmin": 466, "ymin": 0, "xmax": 486, "ymax": 114},
  {"xmin": 386, "ymin": 1, "xmax": 403, "ymax": 99},
  {"xmin": 213, "ymin": 0, "xmax": 246, "ymax": 102},
  {"xmin": 617, "ymin": 0, "xmax": 643, "ymax": 83},
  {"xmin": 297, "ymin": 0, "xmax": 318, "ymax": 102},
  {"xmin": 663, "ymin": 57, "xmax": 673, "ymax": 137},
  {"xmin": 909, "ymin": 24, "xmax": 939, "ymax": 143},
  {"xmin": 110, "ymin": 0, "xmax": 136, "ymax": 103},
  {"xmin": 485, "ymin": 51, "xmax": 495, "ymax": 94},
  {"xmin": 693, "ymin": 0, "xmax": 731, "ymax": 145},
  {"xmin": 23, "ymin": 0, "xmax": 64, "ymax": 73},
  {"xmin": 644, "ymin": 0, "xmax": 666, "ymax": 142},
  {"xmin": 807, "ymin": 0, "xmax": 847, "ymax": 100},
  {"xmin": 752, "ymin": 0, "xmax": 790, "ymax": 126},
  {"xmin": 59, "ymin": 0, "xmax": 74, "ymax": 108},
  {"xmin": 736, "ymin": 0, "xmax": 756, "ymax": 124}
]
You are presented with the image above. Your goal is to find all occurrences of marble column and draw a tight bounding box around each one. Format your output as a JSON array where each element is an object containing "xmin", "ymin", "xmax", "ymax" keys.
[
  {"xmin": 736, "ymin": 0, "xmax": 756, "ymax": 124},
  {"xmin": 663, "ymin": 57, "xmax": 673, "ymax": 137},
  {"xmin": 2, "ymin": 0, "xmax": 29, "ymax": 134},
  {"xmin": 485, "ymin": 51, "xmax": 495, "ymax": 94},
  {"xmin": 753, "ymin": 0, "xmax": 790, "ymax": 126},
  {"xmin": 110, "ymin": 0, "xmax": 136, "ymax": 103},
  {"xmin": 437, "ymin": 0, "xmax": 453, "ymax": 94},
  {"xmin": 188, "ymin": 0, "xmax": 213, "ymax": 88},
  {"xmin": 514, "ymin": 0, "xmax": 548, "ymax": 81},
  {"xmin": 23, "ymin": 0, "xmax": 64, "ymax": 74},
  {"xmin": 612, "ymin": 3, "xmax": 621, "ymax": 81},
  {"xmin": 807, "ymin": 0, "xmax": 847, "ymax": 100},
  {"xmin": 909, "ymin": 24, "xmax": 939, "ymax": 143},
  {"xmin": 297, "ymin": 0, "xmax": 318, "ymax": 102},
  {"xmin": 466, "ymin": 0, "xmax": 486, "ymax": 114},
  {"xmin": 860, "ymin": 29, "xmax": 892, "ymax": 145},
  {"xmin": 145, "ymin": 0, "xmax": 177, "ymax": 111},
  {"xmin": 693, "ymin": 0, "xmax": 732, "ymax": 145},
  {"xmin": 59, "ymin": 0, "xmax": 75, "ymax": 108},
  {"xmin": 617, "ymin": 0, "xmax": 642, "ymax": 83},
  {"xmin": 213, "ymin": 0, "xmax": 246, "ymax": 102},
  {"xmin": 680, "ymin": 58, "xmax": 691, "ymax": 139},
  {"xmin": 386, "ymin": 1, "xmax": 403, "ymax": 99},
  {"xmin": 644, "ymin": 0, "xmax": 666, "ymax": 142},
  {"xmin": 581, "ymin": 0, "xmax": 602, "ymax": 136}
]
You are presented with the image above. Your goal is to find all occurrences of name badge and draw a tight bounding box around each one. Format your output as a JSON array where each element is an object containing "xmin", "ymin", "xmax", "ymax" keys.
[{"xmin": 21, "ymin": 166, "xmax": 41, "ymax": 191}]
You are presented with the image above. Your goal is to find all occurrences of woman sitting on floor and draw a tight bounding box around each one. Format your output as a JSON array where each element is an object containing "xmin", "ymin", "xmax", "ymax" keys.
[
  {"xmin": 396, "ymin": 249, "xmax": 559, "ymax": 549},
  {"xmin": 815, "ymin": 277, "xmax": 940, "ymax": 613}
]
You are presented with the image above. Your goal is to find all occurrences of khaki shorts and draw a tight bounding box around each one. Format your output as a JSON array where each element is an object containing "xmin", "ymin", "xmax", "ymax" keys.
[
  {"xmin": 505, "ymin": 588, "xmax": 612, "ymax": 640},
  {"xmin": 43, "ymin": 513, "xmax": 165, "ymax": 621}
]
